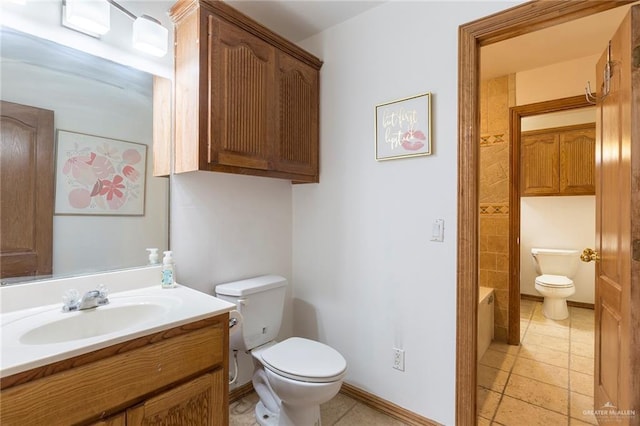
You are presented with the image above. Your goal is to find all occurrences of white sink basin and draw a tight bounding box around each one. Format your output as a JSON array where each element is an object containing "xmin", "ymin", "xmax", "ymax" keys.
[
  {"xmin": 19, "ymin": 302, "xmax": 169, "ymax": 345},
  {"xmin": 4, "ymin": 295, "xmax": 181, "ymax": 346},
  {"xmin": 1, "ymin": 274, "xmax": 235, "ymax": 379}
]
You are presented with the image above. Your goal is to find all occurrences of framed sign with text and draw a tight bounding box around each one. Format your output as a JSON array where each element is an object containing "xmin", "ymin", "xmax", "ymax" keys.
[{"xmin": 375, "ymin": 92, "xmax": 432, "ymax": 161}]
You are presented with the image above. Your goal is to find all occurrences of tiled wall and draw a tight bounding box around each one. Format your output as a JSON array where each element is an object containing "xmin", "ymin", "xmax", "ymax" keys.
[{"xmin": 479, "ymin": 75, "xmax": 515, "ymax": 341}]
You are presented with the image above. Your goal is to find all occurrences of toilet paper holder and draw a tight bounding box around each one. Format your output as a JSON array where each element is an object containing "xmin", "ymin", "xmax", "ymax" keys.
[{"xmin": 228, "ymin": 310, "xmax": 242, "ymax": 331}]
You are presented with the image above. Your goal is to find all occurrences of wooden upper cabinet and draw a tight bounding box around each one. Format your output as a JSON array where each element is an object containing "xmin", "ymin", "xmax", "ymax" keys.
[
  {"xmin": 170, "ymin": 0, "xmax": 322, "ymax": 182},
  {"xmin": 521, "ymin": 123, "xmax": 595, "ymax": 196}
]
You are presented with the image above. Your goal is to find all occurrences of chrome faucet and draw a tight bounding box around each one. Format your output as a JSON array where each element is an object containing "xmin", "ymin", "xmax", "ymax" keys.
[{"xmin": 62, "ymin": 285, "xmax": 109, "ymax": 312}]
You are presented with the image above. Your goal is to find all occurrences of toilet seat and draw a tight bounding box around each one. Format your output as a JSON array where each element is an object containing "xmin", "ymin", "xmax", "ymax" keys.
[
  {"xmin": 535, "ymin": 274, "xmax": 573, "ymax": 288},
  {"xmin": 259, "ymin": 337, "xmax": 347, "ymax": 383}
]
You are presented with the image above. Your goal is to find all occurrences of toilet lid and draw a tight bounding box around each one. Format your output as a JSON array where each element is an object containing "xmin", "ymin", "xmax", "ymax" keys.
[
  {"xmin": 261, "ymin": 337, "xmax": 347, "ymax": 383},
  {"xmin": 536, "ymin": 274, "xmax": 573, "ymax": 288}
]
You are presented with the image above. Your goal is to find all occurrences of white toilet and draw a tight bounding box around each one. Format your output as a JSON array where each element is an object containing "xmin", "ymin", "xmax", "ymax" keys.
[
  {"xmin": 215, "ymin": 275, "xmax": 347, "ymax": 426},
  {"xmin": 531, "ymin": 248, "xmax": 579, "ymax": 320}
]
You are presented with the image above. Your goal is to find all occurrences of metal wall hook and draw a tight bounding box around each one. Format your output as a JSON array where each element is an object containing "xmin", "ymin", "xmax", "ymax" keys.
[{"xmin": 586, "ymin": 41, "xmax": 612, "ymax": 105}]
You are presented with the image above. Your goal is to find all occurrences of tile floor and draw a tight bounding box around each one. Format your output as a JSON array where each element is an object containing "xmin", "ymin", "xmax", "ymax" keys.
[
  {"xmin": 230, "ymin": 391, "xmax": 408, "ymax": 426},
  {"xmin": 230, "ymin": 299, "xmax": 595, "ymax": 426},
  {"xmin": 478, "ymin": 299, "xmax": 596, "ymax": 425}
]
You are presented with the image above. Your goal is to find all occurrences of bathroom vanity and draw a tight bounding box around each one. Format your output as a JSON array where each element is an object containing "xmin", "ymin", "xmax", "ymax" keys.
[{"xmin": 0, "ymin": 267, "xmax": 234, "ymax": 425}]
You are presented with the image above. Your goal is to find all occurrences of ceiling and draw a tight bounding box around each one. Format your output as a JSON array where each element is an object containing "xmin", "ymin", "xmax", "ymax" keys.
[
  {"xmin": 227, "ymin": 0, "xmax": 385, "ymax": 42},
  {"xmin": 225, "ymin": 1, "xmax": 638, "ymax": 79},
  {"xmin": 2, "ymin": 1, "xmax": 638, "ymax": 84},
  {"xmin": 480, "ymin": 2, "xmax": 639, "ymax": 79}
]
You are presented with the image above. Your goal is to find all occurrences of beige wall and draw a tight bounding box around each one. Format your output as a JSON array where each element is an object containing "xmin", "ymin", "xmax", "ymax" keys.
[
  {"xmin": 479, "ymin": 75, "xmax": 515, "ymax": 341},
  {"xmin": 515, "ymin": 55, "xmax": 597, "ymax": 105}
]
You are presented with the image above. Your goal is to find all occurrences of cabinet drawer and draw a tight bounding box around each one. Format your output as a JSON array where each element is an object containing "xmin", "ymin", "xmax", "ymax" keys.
[{"xmin": 1, "ymin": 319, "xmax": 224, "ymax": 425}]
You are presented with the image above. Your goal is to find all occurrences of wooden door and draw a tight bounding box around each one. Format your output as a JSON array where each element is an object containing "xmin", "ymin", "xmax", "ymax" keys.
[
  {"xmin": 593, "ymin": 5, "xmax": 640, "ymax": 424},
  {"xmin": 0, "ymin": 101, "xmax": 54, "ymax": 279}
]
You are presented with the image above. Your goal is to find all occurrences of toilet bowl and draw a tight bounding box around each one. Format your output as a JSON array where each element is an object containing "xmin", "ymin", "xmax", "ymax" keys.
[
  {"xmin": 531, "ymin": 248, "xmax": 579, "ymax": 320},
  {"xmin": 252, "ymin": 338, "xmax": 346, "ymax": 425},
  {"xmin": 215, "ymin": 275, "xmax": 347, "ymax": 426},
  {"xmin": 534, "ymin": 274, "xmax": 575, "ymax": 320}
]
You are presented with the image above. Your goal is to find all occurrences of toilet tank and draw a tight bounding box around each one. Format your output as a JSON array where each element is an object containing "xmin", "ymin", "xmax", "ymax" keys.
[
  {"xmin": 531, "ymin": 248, "xmax": 579, "ymax": 277},
  {"xmin": 215, "ymin": 275, "xmax": 287, "ymax": 351}
]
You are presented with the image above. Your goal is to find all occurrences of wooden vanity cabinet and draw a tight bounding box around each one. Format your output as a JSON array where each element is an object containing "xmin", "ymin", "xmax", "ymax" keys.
[
  {"xmin": 0, "ymin": 314, "xmax": 229, "ymax": 426},
  {"xmin": 170, "ymin": 0, "xmax": 322, "ymax": 183},
  {"xmin": 521, "ymin": 123, "xmax": 595, "ymax": 196}
]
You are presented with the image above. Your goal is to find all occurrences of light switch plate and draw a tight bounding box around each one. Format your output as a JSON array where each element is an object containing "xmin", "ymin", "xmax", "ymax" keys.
[{"xmin": 431, "ymin": 219, "xmax": 444, "ymax": 242}]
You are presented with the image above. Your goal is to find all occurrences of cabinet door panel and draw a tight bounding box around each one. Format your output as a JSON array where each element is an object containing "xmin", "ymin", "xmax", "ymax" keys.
[
  {"xmin": 275, "ymin": 52, "xmax": 319, "ymax": 180},
  {"xmin": 560, "ymin": 126, "xmax": 595, "ymax": 194},
  {"xmin": 127, "ymin": 371, "xmax": 226, "ymax": 426},
  {"xmin": 209, "ymin": 16, "xmax": 275, "ymax": 170},
  {"xmin": 90, "ymin": 413, "xmax": 126, "ymax": 426},
  {"xmin": 521, "ymin": 133, "xmax": 559, "ymax": 195}
]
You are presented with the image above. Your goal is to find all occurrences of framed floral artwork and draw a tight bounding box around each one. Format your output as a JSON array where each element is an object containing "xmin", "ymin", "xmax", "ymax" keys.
[
  {"xmin": 375, "ymin": 92, "xmax": 432, "ymax": 160},
  {"xmin": 54, "ymin": 130, "xmax": 147, "ymax": 216}
]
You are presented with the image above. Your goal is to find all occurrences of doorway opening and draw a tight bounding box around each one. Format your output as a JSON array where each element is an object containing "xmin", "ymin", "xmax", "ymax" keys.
[{"xmin": 455, "ymin": 1, "xmax": 637, "ymax": 424}]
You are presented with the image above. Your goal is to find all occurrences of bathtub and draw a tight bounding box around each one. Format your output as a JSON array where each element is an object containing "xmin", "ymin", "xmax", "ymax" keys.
[{"xmin": 478, "ymin": 286, "xmax": 495, "ymax": 360}]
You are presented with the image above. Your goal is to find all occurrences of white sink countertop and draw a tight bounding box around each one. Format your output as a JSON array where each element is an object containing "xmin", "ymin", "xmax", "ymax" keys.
[{"xmin": 1, "ymin": 267, "xmax": 235, "ymax": 378}]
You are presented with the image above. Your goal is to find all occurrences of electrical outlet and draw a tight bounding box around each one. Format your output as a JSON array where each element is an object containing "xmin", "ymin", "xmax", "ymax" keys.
[{"xmin": 393, "ymin": 348, "xmax": 405, "ymax": 371}]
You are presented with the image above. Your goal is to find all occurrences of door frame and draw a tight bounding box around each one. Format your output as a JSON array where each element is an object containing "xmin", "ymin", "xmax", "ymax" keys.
[
  {"xmin": 455, "ymin": 1, "xmax": 635, "ymax": 423},
  {"xmin": 507, "ymin": 94, "xmax": 594, "ymax": 345}
]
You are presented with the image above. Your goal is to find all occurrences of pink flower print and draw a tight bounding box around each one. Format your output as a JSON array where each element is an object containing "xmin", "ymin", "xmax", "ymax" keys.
[
  {"xmin": 68, "ymin": 188, "xmax": 91, "ymax": 209},
  {"xmin": 100, "ymin": 175, "xmax": 125, "ymax": 201},
  {"xmin": 90, "ymin": 179, "xmax": 105, "ymax": 197},
  {"xmin": 85, "ymin": 152, "xmax": 97, "ymax": 165},
  {"xmin": 62, "ymin": 155, "xmax": 98, "ymax": 186},
  {"xmin": 91, "ymin": 155, "xmax": 116, "ymax": 179},
  {"xmin": 122, "ymin": 149, "xmax": 142, "ymax": 165},
  {"xmin": 107, "ymin": 192, "xmax": 126, "ymax": 210},
  {"xmin": 122, "ymin": 165, "xmax": 140, "ymax": 182},
  {"xmin": 97, "ymin": 143, "xmax": 120, "ymax": 160}
]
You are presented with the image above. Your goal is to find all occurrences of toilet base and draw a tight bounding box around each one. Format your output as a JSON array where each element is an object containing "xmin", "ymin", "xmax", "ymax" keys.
[
  {"xmin": 542, "ymin": 297, "xmax": 569, "ymax": 320},
  {"xmin": 255, "ymin": 400, "xmax": 321, "ymax": 426},
  {"xmin": 279, "ymin": 403, "xmax": 321, "ymax": 426},
  {"xmin": 256, "ymin": 401, "xmax": 278, "ymax": 426}
]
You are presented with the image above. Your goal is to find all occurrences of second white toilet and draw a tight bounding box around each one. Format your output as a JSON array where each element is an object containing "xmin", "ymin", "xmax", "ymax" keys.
[
  {"xmin": 531, "ymin": 248, "xmax": 579, "ymax": 320},
  {"xmin": 215, "ymin": 275, "xmax": 347, "ymax": 426}
]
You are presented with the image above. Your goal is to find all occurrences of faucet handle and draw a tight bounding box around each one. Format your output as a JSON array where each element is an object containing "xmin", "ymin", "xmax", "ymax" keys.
[
  {"xmin": 62, "ymin": 289, "xmax": 80, "ymax": 311},
  {"xmin": 96, "ymin": 284, "xmax": 110, "ymax": 306},
  {"xmin": 97, "ymin": 284, "xmax": 109, "ymax": 298}
]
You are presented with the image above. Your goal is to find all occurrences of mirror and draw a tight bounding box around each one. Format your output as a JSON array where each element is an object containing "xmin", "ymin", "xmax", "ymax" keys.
[{"xmin": 0, "ymin": 27, "xmax": 169, "ymax": 285}]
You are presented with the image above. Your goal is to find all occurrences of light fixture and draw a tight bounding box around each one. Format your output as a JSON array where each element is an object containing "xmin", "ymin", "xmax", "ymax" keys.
[
  {"xmin": 132, "ymin": 15, "xmax": 169, "ymax": 57},
  {"xmin": 60, "ymin": 0, "xmax": 168, "ymax": 57},
  {"xmin": 63, "ymin": 0, "xmax": 111, "ymax": 36}
]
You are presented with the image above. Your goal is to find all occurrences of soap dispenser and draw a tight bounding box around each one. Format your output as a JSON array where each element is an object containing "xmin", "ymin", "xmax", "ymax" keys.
[
  {"xmin": 146, "ymin": 248, "xmax": 159, "ymax": 265},
  {"xmin": 161, "ymin": 251, "xmax": 175, "ymax": 288}
]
